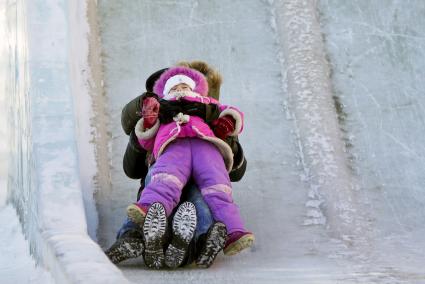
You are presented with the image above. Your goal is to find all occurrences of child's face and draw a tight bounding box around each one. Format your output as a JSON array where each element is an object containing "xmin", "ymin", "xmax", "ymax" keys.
[{"xmin": 169, "ymin": 83, "xmax": 192, "ymax": 93}]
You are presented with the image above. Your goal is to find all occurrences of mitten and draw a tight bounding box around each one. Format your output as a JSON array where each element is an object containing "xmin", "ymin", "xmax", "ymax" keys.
[
  {"xmin": 121, "ymin": 92, "xmax": 157, "ymax": 135},
  {"xmin": 142, "ymin": 97, "xmax": 160, "ymax": 129},
  {"xmin": 212, "ymin": 115, "xmax": 236, "ymax": 139}
]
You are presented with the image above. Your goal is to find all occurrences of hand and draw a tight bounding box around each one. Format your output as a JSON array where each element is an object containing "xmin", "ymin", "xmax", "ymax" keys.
[
  {"xmin": 142, "ymin": 97, "xmax": 160, "ymax": 128},
  {"xmin": 212, "ymin": 115, "xmax": 235, "ymax": 139},
  {"xmin": 139, "ymin": 92, "xmax": 159, "ymax": 112}
]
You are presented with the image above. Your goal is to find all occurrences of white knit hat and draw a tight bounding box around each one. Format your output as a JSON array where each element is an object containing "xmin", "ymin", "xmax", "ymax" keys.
[{"xmin": 163, "ymin": 75, "xmax": 196, "ymax": 96}]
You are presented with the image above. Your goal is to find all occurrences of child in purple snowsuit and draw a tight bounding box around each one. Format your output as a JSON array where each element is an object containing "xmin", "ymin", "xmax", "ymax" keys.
[{"xmin": 127, "ymin": 66, "xmax": 254, "ymax": 256}]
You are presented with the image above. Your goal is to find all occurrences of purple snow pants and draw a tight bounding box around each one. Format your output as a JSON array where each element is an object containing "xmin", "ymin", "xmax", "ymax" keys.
[{"xmin": 138, "ymin": 138, "xmax": 245, "ymax": 234}]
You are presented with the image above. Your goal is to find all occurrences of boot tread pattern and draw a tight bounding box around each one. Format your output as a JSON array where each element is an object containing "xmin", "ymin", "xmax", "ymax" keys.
[
  {"xmin": 143, "ymin": 203, "xmax": 167, "ymax": 269},
  {"xmin": 165, "ymin": 201, "xmax": 197, "ymax": 268},
  {"xmin": 172, "ymin": 202, "xmax": 197, "ymax": 242}
]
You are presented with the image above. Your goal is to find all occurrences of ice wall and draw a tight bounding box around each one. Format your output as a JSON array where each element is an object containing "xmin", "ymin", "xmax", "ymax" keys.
[{"xmin": 5, "ymin": 0, "xmax": 127, "ymax": 283}]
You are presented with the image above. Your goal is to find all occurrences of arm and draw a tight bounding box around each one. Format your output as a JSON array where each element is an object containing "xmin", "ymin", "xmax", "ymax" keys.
[
  {"xmin": 174, "ymin": 100, "xmax": 244, "ymax": 136},
  {"xmin": 159, "ymin": 100, "xmax": 221, "ymax": 125},
  {"xmin": 217, "ymin": 104, "xmax": 244, "ymax": 136},
  {"xmin": 121, "ymin": 92, "xmax": 158, "ymax": 179},
  {"xmin": 121, "ymin": 92, "xmax": 159, "ymax": 135},
  {"xmin": 123, "ymin": 131, "xmax": 149, "ymax": 179},
  {"xmin": 208, "ymin": 103, "xmax": 244, "ymax": 141},
  {"xmin": 121, "ymin": 95, "xmax": 143, "ymax": 135},
  {"xmin": 227, "ymin": 136, "xmax": 248, "ymax": 182},
  {"xmin": 134, "ymin": 118, "xmax": 160, "ymax": 151},
  {"xmin": 134, "ymin": 96, "xmax": 161, "ymax": 151},
  {"xmin": 212, "ymin": 104, "xmax": 247, "ymax": 181}
]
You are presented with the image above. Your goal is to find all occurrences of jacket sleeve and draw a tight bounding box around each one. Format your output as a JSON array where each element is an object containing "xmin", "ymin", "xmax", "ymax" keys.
[
  {"xmin": 217, "ymin": 104, "xmax": 244, "ymax": 135},
  {"xmin": 121, "ymin": 92, "xmax": 159, "ymax": 135},
  {"xmin": 134, "ymin": 118, "xmax": 160, "ymax": 151},
  {"xmin": 123, "ymin": 131, "xmax": 149, "ymax": 179},
  {"xmin": 121, "ymin": 95, "xmax": 143, "ymax": 135},
  {"xmin": 226, "ymin": 136, "xmax": 247, "ymax": 182}
]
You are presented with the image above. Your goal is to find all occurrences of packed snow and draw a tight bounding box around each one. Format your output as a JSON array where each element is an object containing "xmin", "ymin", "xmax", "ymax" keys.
[
  {"xmin": 0, "ymin": 4, "xmax": 53, "ymax": 282},
  {"xmin": 0, "ymin": 200, "xmax": 55, "ymax": 284}
]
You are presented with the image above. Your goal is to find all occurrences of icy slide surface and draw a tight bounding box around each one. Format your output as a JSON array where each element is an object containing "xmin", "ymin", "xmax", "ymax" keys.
[
  {"xmin": 95, "ymin": 0, "xmax": 425, "ymax": 283},
  {"xmin": 319, "ymin": 0, "xmax": 425, "ymax": 276}
]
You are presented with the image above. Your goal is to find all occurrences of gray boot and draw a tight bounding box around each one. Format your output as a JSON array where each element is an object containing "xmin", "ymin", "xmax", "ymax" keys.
[
  {"xmin": 165, "ymin": 202, "xmax": 197, "ymax": 269},
  {"xmin": 105, "ymin": 229, "xmax": 144, "ymax": 264},
  {"xmin": 143, "ymin": 203, "xmax": 168, "ymax": 269},
  {"xmin": 196, "ymin": 222, "xmax": 227, "ymax": 268}
]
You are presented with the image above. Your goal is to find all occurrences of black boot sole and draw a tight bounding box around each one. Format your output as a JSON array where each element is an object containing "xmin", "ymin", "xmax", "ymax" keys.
[
  {"xmin": 143, "ymin": 203, "xmax": 167, "ymax": 269},
  {"xmin": 165, "ymin": 201, "xmax": 197, "ymax": 268},
  {"xmin": 105, "ymin": 237, "xmax": 144, "ymax": 264},
  {"xmin": 196, "ymin": 222, "xmax": 227, "ymax": 268}
]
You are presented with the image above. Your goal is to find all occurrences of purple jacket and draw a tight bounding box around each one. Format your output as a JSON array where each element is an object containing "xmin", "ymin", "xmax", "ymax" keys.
[{"xmin": 135, "ymin": 93, "xmax": 244, "ymax": 172}]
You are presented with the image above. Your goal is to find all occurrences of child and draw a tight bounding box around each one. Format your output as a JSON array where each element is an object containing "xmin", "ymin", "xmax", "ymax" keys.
[{"xmin": 128, "ymin": 66, "xmax": 254, "ymax": 267}]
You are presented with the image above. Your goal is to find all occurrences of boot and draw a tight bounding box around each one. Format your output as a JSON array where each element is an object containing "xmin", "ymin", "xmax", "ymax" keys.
[
  {"xmin": 126, "ymin": 203, "xmax": 147, "ymax": 226},
  {"xmin": 165, "ymin": 202, "xmax": 197, "ymax": 268},
  {"xmin": 223, "ymin": 231, "xmax": 254, "ymax": 256},
  {"xmin": 196, "ymin": 222, "xmax": 227, "ymax": 268},
  {"xmin": 143, "ymin": 203, "xmax": 168, "ymax": 269},
  {"xmin": 105, "ymin": 229, "xmax": 144, "ymax": 264}
]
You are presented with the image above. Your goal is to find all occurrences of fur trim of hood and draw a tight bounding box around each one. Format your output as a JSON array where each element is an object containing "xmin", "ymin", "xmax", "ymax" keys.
[
  {"xmin": 153, "ymin": 66, "xmax": 209, "ymax": 98},
  {"xmin": 177, "ymin": 61, "xmax": 222, "ymax": 100}
]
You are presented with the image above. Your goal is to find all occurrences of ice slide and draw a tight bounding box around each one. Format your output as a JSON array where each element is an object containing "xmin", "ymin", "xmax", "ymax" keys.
[
  {"xmin": 93, "ymin": 0, "xmax": 425, "ymax": 283},
  {"xmin": 4, "ymin": 0, "xmax": 425, "ymax": 283}
]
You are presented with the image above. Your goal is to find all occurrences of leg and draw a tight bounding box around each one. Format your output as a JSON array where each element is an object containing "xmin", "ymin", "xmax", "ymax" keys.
[
  {"xmin": 143, "ymin": 202, "xmax": 168, "ymax": 269},
  {"xmin": 191, "ymin": 139, "xmax": 254, "ymax": 256},
  {"xmin": 127, "ymin": 140, "xmax": 192, "ymax": 226},
  {"xmin": 105, "ymin": 217, "xmax": 145, "ymax": 264},
  {"xmin": 165, "ymin": 201, "xmax": 197, "ymax": 268},
  {"xmin": 184, "ymin": 182, "xmax": 214, "ymax": 240},
  {"xmin": 183, "ymin": 184, "xmax": 226, "ymax": 268},
  {"xmin": 191, "ymin": 139, "xmax": 245, "ymax": 234},
  {"xmin": 139, "ymin": 139, "xmax": 192, "ymax": 216},
  {"xmin": 138, "ymin": 140, "xmax": 192, "ymax": 268},
  {"xmin": 105, "ymin": 180, "xmax": 149, "ymax": 264},
  {"xmin": 195, "ymin": 222, "xmax": 227, "ymax": 268},
  {"xmin": 164, "ymin": 181, "xmax": 213, "ymax": 268}
]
